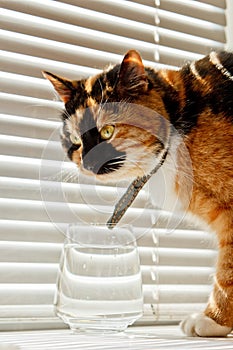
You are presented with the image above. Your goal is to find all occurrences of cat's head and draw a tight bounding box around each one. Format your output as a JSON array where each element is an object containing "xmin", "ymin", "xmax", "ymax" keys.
[{"xmin": 43, "ymin": 50, "xmax": 170, "ymax": 182}]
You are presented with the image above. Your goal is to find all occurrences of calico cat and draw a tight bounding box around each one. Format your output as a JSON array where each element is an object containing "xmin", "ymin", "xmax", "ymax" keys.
[{"xmin": 43, "ymin": 50, "xmax": 233, "ymax": 337}]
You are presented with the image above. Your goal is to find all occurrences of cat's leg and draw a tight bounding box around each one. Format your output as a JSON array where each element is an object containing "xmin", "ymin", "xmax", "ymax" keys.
[{"xmin": 181, "ymin": 209, "xmax": 233, "ymax": 337}]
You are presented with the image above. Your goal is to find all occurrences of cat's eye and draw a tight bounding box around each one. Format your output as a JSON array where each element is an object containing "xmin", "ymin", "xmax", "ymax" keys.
[
  {"xmin": 100, "ymin": 125, "xmax": 115, "ymax": 140},
  {"xmin": 70, "ymin": 134, "xmax": 81, "ymax": 146}
]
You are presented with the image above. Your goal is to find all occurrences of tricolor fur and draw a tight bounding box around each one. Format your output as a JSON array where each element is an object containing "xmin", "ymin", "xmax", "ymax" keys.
[{"xmin": 44, "ymin": 50, "xmax": 233, "ymax": 336}]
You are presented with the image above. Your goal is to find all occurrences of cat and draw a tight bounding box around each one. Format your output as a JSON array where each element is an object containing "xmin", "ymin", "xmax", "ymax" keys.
[{"xmin": 43, "ymin": 49, "xmax": 233, "ymax": 337}]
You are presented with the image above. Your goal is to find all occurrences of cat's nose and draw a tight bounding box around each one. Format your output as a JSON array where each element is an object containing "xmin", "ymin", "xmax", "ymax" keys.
[
  {"xmin": 82, "ymin": 144, "xmax": 126, "ymax": 175},
  {"xmin": 82, "ymin": 158, "xmax": 99, "ymax": 173},
  {"xmin": 84, "ymin": 163, "xmax": 95, "ymax": 172}
]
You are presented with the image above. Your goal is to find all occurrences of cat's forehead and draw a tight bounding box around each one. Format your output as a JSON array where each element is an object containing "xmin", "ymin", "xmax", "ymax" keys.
[
  {"xmin": 64, "ymin": 66, "xmax": 120, "ymax": 132},
  {"xmin": 85, "ymin": 65, "xmax": 116, "ymax": 100},
  {"xmin": 62, "ymin": 65, "xmax": 120, "ymax": 122}
]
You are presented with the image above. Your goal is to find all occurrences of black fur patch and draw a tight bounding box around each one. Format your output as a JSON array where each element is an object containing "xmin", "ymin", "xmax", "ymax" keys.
[
  {"xmin": 63, "ymin": 81, "xmax": 88, "ymax": 118},
  {"xmin": 146, "ymin": 68, "xmax": 181, "ymax": 128},
  {"xmin": 91, "ymin": 75, "xmax": 106, "ymax": 100},
  {"xmin": 67, "ymin": 144, "xmax": 80, "ymax": 160},
  {"xmin": 177, "ymin": 65, "xmax": 203, "ymax": 134},
  {"xmin": 79, "ymin": 108, "xmax": 126, "ymax": 174}
]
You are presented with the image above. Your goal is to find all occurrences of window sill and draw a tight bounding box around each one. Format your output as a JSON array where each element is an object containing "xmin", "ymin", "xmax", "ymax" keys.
[{"xmin": 1, "ymin": 326, "xmax": 233, "ymax": 350}]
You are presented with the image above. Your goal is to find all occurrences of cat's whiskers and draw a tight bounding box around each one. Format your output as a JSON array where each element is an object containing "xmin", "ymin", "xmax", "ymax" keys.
[
  {"xmin": 109, "ymin": 160, "xmax": 125, "ymax": 165},
  {"xmin": 40, "ymin": 168, "xmax": 70, "ymax": 182},
  {"xmin": 97, "ymin": 93, "xmax": 112, "ymax": 117},
  {"xmin": 43, "ymin": 166, "xmax": 79, "ymax": 184},
  {"xmin": 62, "ymin": 109, "xmax": 71, "ymax": 120},
  {"xmin": 62, "ymin": 169, "xmax": 79, "ymax": 183},
  {"xmin": 160, "ymin": 162, "xmax": 197, "ymax": 186},
  {"xmin": 97, "ymin": 78, "xmax": 105, "ymax": 106}
]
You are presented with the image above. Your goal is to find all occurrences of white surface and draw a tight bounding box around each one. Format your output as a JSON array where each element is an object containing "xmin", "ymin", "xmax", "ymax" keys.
[
  {"xmin": 1, "ymin": 326, "xmax": 233, "ymax": 350},
  {"xmin": 0, "ymin": 345, "xmax": 20, "ymax": 350}
]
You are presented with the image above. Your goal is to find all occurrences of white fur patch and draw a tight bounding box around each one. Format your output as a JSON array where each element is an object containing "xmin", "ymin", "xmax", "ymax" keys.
[
  {"xmin": 148, "ymin": 155, "xmax": 182, "ymax": 212},
  {"xmin": 180, "ymin": 313, "xmax": 232, "ymax": 337},
  {"xmin": 209, "ymin": 51, "xmax": 233, "ymax": 82},
  {"xmin": 146, "ymin": 133, "xmax": 192, "ymax": 215}
]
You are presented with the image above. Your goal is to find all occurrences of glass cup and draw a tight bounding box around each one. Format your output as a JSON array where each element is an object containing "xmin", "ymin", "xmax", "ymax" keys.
[{"xmin": 54, "ymin": 223, "xmax": 143, "ymax": 332}]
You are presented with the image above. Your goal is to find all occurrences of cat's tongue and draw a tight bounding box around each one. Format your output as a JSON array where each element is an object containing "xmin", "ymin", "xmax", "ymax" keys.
[{"xmin": 107, "ymin": 148, "xmax": 169, "ymax": 229}]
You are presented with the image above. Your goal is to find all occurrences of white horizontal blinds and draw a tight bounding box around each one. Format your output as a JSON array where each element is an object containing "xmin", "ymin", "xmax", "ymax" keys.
[
  {"xmin": 136, "ymin": 228, "xmax": 217, "ymax": 322},
  {"xmin": 0, "ymin": 0, "xmax": 226, "ymax": 72},
  {"xmin": 0, "ymin": 0, "xmax": 159, "ymax": 72},
  {"xmin": 57, "ymin": 0, "xmax": 226, "ymax": 65},
  {"xmin": 0, "ymin": 0, "xmax": 223, "ymax": 330}
]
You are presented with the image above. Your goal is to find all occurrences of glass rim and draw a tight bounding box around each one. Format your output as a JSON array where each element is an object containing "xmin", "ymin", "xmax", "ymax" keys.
[{"xmin": 65, "ymin": 222, "xmax": 137, "ymax": 247}]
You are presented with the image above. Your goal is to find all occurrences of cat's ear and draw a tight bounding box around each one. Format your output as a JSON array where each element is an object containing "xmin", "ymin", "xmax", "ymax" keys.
[
  {"xmin": 117, "ymin": 50, "xmax": 148, "ymax": 96},
  {"xmin": 42, "ymin": 71, "xmax": 76, "ymax": 103}
]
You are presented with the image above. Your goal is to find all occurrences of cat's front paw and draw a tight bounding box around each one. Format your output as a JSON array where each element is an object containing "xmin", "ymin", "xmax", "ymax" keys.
[{"xmin": 180, "ymin": 313, "xmax": 232, "ymax": 337}]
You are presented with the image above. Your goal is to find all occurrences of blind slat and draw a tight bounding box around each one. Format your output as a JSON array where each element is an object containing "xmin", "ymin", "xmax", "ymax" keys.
[
  {"xmin": 136, "ymin": 228, "xmax": 215, "ymax": 249},
  {"xmin": 0, "ymin": 220, "xmax": 214, "ymax": 247},
  {"xmin": 0, "ymin": 71, "xmax": 53, "ymax": 100},
  {"xmin": 0, "ymin": 135, "xmax": 63, "ymax": 160},
  {"xmin": 142, "ymin": 303, "xmax": 208, "ymax": 322},
  {"xmin": 0, "ymin": 220, "xmax": 65, "ymax": 243},
  {"xmin": 141, "ymin": 266, "xmax": 214, "ymax": 285},
  {"xmin": 159, "ymin": 0, "xmax": 226, "ymax": 25},
  {"xmin": 0, "ymin": 50, "xmax": 100, "ymax": 79},
  {"xmin": 0, "ymin": 92, "xmax": 61, "ymax": 120},
  {"xmin": 0, "ymin": 284, "xmax": 55, "ymax": 305},
  {"xmin": 197, "ymin": 0, "xmax": 226, "ymax": 9},
  {"xmin": 0, "ymin": 155, "xmax": 99, "ymax": 184},
  {"xmin": 139, "ymin": 247, "xmax": 216, "ymax": 267},
  {"xmin": 0, "ymin": 263, "xmax": 214, "ymax": 285},
  {"xmin": 0, "ymin": 283, "xmax": 210, "ymax": 306},
  {"xmin": 0, "ymin": 308, "xmax": 211, "ymax": 329},
  {"xmin": 0, "ymin": 114, "xmax": 60, "ymax": 140},
  {"xmin": 0, "ymin": 263, "xmax": 58, "ymax": 284},
  {"xmin": 132, "ymin": 0, "xmax": 226, "ymax": 12},
  {"xmin": 0, "ymin": 303, "xmax": 207, "ymax": 321},
  {"xmin": 0, "ymin": 242, "xmax": 61, "ymax": 263},
  {"xmin": 0, "ymin": 198, "xmax": 184, "ymax": 230},
  {"xmin": 144, "ymin": 285, "xmax": 211, "ymax": 304},
  {"xmin": 0, "ymin": 155, "xmax": 72, "ymax": 180},
  {"xmin": 0, "ymin": 240, "xmax": 216, "ymax": 267},
  {"xmin": 0, "ymin": 305, "xmax": 54, "ymax": 318},
  {"xmin": 0, "ymin": 177, "xmax": 148, "ymax": 208},
  {"xmin": 0, "ymin": 241, "xmax": 216, "ymax": 271}
]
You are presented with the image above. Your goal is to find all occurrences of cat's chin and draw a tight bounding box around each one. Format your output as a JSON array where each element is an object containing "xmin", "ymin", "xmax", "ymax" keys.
[
  {"xmin": 87, "ymin": 171, "xmax": 136, "ymax": 183},
  {"xmin": 79, "ymin": 165, "xmax": 146, "ymax": 183}
]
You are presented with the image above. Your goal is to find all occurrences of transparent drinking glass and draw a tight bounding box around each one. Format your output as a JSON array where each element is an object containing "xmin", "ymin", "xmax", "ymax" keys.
[{"xmin": 54, "ymin": 223, "xmax": 143, "ymax": 332}]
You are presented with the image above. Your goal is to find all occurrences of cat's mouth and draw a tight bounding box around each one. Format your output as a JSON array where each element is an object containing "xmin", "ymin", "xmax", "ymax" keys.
[
  {"xmin": 97, "ymin": 156, "xmax": 127, "ymax": 175},
  {"xmin": 82, "ymin": 155, "xmax": 126, "ymax": 175}
]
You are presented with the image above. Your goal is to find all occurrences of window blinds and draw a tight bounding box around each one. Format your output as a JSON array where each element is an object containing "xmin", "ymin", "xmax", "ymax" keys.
[{"xmin": 0, "ymin": 0, "xmax": 226, "ymax": 330}]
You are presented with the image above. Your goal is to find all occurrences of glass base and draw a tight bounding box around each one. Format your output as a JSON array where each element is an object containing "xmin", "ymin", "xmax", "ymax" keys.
[{"xmin": 57, "ymin": 312, "xmax": 142, "ymax": 333}]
